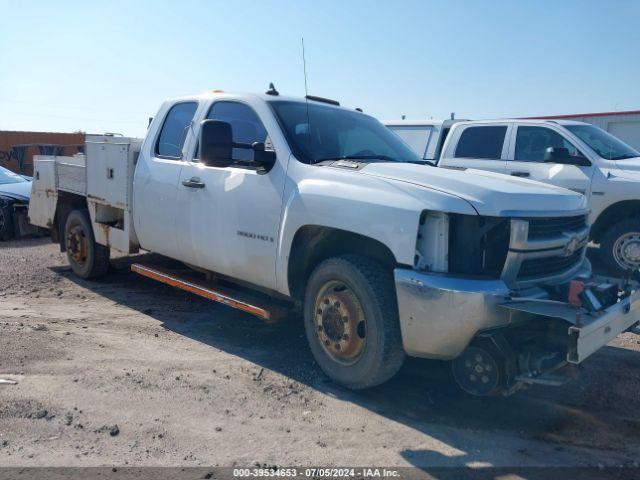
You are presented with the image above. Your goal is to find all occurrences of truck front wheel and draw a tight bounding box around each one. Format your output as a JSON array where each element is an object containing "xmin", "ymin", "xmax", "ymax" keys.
[
  {"xmin": 303, "ymin": 255, "xmax": 405, "ymax": 389},
  {"xmin": 64, "ymin": 209, "xmax": 110, "ymax": 279},
  {"xmin": 600, "ymin": 218, "xmax": 640, "ymax": 277}
]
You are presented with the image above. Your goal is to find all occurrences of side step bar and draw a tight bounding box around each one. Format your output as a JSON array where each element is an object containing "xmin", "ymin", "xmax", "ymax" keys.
[{"xmin": 131, "ymin": 263, "xmax": 288, "ymax": 322}]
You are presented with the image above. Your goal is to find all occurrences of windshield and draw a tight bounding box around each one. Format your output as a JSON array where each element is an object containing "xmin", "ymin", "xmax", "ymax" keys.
[
  {"xmin": 269, "ymin": 101, "xmax": 424, "ymax": 164},
  {"xmin": 565, "ymin": 124, "xmax": 640, "ymax": 160},
  {"xmin": 0, "ymin": 166, "xmax": 27, "ymax": 185}
]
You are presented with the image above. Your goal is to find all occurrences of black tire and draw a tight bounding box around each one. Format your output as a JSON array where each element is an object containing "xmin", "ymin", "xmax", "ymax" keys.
[
  {"xmin": 303, "ymin": 254, "xmax": 405, "ymax": 389},
  {"xmin": 0, "ymin": 203, "xmax": 14, "ymax": 241},
  {"xmin": 599, "ymin": 217, "xmax": 640, "ymax": 277},
  {"xmin": 64, "ymin": 209, "xmax": 110, "ymax": 279}
]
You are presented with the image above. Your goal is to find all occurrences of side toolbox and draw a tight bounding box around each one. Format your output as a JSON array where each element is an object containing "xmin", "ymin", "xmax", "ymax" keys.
[
  {"xmin": 85, "ymin": 134, "xmax": 138, "ymax": 210},
  {"xmin": 28, "ymin": 156, "xmax": 58, "ymax": 229}
]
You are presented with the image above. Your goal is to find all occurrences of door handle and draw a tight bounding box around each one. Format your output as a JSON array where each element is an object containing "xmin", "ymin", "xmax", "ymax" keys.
[
  {"xmin": 510, "ymin": 171, "xmax": 530, "ymax": 178},
  {"xmin": 181, "ymin": 178, "xmax": 205, "ymax": 189}
]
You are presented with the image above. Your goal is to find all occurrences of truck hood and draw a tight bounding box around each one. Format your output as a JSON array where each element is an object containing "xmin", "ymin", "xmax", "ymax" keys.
[
  {"xmin": 614, "ymin": 157, "xmax": 640, "ymax": 178},
  {"xmin": 0, "ymin": 181, "xmax": 31, "ymax": 202},
  {"xmin": 360, "ymin": 163, "xmax": 587, "ymax": 217}
]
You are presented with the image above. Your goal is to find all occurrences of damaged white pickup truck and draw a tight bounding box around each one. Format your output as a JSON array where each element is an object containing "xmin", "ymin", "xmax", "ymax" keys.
[{"xmin": 28, "ymin": 89, "xmax": 640, "ymax": 396}]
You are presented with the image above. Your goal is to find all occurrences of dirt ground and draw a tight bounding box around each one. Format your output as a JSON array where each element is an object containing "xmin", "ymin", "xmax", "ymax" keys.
[{"xmin": 1, "ymin": 237, "xmax": 639, "ymax": 469}]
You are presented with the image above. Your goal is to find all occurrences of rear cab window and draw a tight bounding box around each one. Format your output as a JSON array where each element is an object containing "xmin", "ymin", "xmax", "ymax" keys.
[
  {"xmin": 388, "ymin": 126, "xmax": 433, "ymax": 159},
  {"xmin": 454, "ymin": 126, "xmax": 508, "ymax": 159},
  {"xmin": 434, "ymin": 127, "xmax": 451, "ymax": 162}
]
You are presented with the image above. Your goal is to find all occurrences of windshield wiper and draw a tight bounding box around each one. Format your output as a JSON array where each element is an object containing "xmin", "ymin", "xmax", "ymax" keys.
[
  {"xmin": 313, "ymin": 154, "xmax": 433, "ymax": 165},
  {"xmin": 405, "ymin": 159, "xmax": 435, "ymax": 166},
  {"xmin": 314, "ymin": 154, "xmax": 398, "ymax": 163}
]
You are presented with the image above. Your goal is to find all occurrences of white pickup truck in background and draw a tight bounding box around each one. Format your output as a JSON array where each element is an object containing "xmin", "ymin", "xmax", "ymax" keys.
[
  {"xmin": 27, "ymin": 90, "xmax": 640, "ymax": 396},
  {"xmin": 385, "ymin": 119, "xmax": 463, "ymax": 164},
  {"xmin": 387, "ymin": 119, "xmax": 640, "ymax": 277}
]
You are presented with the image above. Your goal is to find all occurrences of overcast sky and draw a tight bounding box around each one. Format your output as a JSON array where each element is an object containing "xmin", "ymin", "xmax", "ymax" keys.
[{"xmin": 1, "ymin": 0, "xmax": 639, "ymax": 137}]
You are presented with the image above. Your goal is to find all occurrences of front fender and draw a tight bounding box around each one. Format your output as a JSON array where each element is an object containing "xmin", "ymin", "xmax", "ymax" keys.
[{"xmin": 274, "ymin": 164, "xmax": 476, "ymax": 295}]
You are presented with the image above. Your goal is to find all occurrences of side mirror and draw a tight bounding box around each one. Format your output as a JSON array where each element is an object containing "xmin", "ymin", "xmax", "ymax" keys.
[
  {"xmin": 200, "ymin": 120, "xmax": 233, "ymax": 168},
  {"xmin": 544, "ymin": 147, "xmax": 591, "ymax": 167},
  {"xmin": 251, "ymin": 142, "xmax": 276, "ymax": 171}
]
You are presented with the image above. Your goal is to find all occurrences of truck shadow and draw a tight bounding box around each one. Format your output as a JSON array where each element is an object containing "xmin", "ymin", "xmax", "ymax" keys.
[
  {"xmin": 2, "ymin": 236, "xmax": 51, "ymax": 249},
  {"xmin": 51, "ymin": 253, "xmax": 640, "ymax": 467}
]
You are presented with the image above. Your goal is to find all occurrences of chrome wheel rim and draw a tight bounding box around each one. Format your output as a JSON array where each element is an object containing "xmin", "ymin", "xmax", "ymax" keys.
[
  {"xmin": 613, "ymin": 231, "xmax": 640, "ymax": 271},
  {"xmin": 314, "ymin": 280, "xmax": 366, "ymax": 365}
]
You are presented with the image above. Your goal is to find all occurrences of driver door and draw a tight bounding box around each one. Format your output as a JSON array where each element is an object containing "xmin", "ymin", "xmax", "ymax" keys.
[
  {"xmin": 505, "ymin": 125, "xmax": 594, "ymax": 196},
  {"xmin": 175, "ymin": 101, "xmax": 287, "ymax": 291}
]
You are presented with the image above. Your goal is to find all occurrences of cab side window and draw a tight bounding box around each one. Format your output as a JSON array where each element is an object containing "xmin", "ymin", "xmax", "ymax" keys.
[
  {"xmin": 454, "ymin": 126, "xmax": 507, "ymax": 159},
  {"xmin": 155, "ymin": 102, "xmax": 198, "ymax": 159},
  {"xmin": 514, "ymin": 126, "xmax": 579, "ymax": 162},
  {"xmin": 207, "ymin": 101, "xmax": 269, "ymax": 163}
]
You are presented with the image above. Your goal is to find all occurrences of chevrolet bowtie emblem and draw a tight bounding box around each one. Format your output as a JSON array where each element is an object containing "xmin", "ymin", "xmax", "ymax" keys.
[{"xmin": 562, "ymin": 234, "xmax": 581, "ymax": 257}]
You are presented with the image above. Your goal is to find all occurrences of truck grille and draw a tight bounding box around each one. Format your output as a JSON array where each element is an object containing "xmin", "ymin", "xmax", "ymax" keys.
[
  {"xmin": 527, "ymin": 215, "xmax": 587, "ymax": 240},
  {"xmin": 517, "ymin": 249, "xmax": 583, "ymax": 281}
]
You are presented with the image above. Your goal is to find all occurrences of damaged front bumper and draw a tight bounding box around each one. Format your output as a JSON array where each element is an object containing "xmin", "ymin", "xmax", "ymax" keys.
[
  {"xmin": 569, "ymin": 298, "xmax": 639, "ymax": 362},
  {"xmin": 394, "ymin": 266, "xmax": 640, "ymax": 365},
  {"xmin": 501, "ymin": 292, "xmax": 640, "ymax": 364},
  {"xmin": 394, "ymin": 269, "xmax": 512, "ymax": 359}
]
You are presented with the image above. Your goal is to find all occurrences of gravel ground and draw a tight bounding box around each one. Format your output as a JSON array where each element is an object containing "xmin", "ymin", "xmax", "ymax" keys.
[{"xmin": 1, "ymin": 237, "xmax": 639, "ymax": 468}]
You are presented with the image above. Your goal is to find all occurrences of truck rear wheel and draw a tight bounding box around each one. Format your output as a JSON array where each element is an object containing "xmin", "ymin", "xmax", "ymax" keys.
[
  {"xmin": 64, "ymin": 209, "xmax": 110, "ymax": 279},
  {"xmin": 303, "ymin": 255, "xmax": 404, "ymax": 389},
  {"xmin": 600, "ymin": 218, "xmax": 640, "ymax": 277}
]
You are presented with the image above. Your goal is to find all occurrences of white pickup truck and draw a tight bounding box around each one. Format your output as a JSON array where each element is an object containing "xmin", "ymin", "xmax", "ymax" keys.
[
  {"xmin": 28, "ymin": 91, "xmax": 640, "ymax": 396},
  {"xmin": 387, "ymin": 119, "xmax": 640, "ymax": 277}
]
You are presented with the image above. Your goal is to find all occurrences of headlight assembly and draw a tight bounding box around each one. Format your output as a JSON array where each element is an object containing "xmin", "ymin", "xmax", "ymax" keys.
[{"xmin": 414, "ymin": 211, "xmax": 511, "ymax": 279}]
